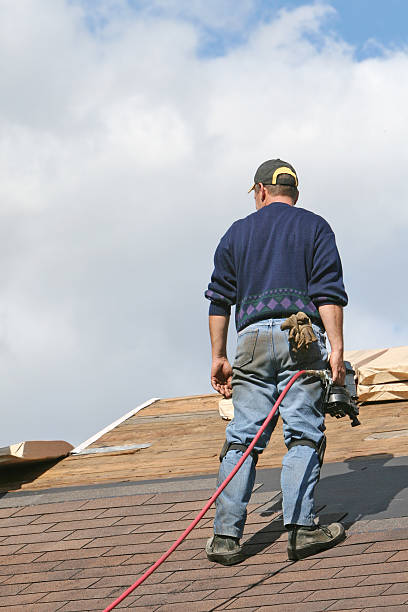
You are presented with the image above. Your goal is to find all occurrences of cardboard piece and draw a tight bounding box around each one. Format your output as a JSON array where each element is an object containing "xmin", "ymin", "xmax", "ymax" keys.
[{"xmin": 0, "ymin": 441, "xmax": 74, "ymax": 466}]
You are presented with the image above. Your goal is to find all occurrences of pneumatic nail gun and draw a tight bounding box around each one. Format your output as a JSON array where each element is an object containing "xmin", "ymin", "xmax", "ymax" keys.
[{"xmin": 304, "ymin": 361, "xmax": 361, "ymax": 427}]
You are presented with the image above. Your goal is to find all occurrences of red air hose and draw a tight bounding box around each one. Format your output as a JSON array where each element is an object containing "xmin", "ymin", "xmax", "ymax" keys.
[{"xmin": 103, "ymin": 369, "xmax": 305, "ymax": 611}]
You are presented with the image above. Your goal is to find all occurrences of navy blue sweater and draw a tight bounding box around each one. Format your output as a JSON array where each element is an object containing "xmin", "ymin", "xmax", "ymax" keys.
[{"xmin": 205, "ymin": 202, "xmax": 347, "ymax": 331}]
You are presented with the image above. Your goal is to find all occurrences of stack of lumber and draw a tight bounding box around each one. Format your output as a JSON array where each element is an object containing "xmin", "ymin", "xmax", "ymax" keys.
[{"xmin": 345, "ymin": 346, "xmax": 408, "ymax": 402}]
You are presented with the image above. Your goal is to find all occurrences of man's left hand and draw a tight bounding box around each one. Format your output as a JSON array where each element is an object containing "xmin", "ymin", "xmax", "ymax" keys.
[{"xmin": 211, "ymin": 357, "xmax": 233, "ymax": 398}]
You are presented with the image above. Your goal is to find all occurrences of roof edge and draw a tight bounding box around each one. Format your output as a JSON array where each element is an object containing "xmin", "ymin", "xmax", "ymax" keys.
[{"xmin": 71, "ymin": 397, "xmax": 160, "ymax": 455}]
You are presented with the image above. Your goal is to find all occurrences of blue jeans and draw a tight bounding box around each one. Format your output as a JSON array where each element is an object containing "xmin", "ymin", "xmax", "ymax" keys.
[{"xmin": 214, "ymin": 318, "xmax": 328, "ymax": 539}]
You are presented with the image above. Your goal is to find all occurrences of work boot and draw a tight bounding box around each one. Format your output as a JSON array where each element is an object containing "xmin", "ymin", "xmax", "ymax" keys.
[
  {"xmin": 206, "ymin": 534, "xmax": 244, "ymax": 565},
  {"xmin": 287, "ymin": 523, "xmax": 346, "ymax": 561}
]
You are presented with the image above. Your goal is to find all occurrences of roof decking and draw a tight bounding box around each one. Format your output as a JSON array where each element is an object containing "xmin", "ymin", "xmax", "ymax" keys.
[{"xmin": 2, "ymin": 394, "xmax": 408, "ymax": 493}]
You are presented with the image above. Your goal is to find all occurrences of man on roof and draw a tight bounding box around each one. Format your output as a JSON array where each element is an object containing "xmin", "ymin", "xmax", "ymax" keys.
[{"xmin": 204, "ymin": 159, "xmax": 348, "ymax": 564}]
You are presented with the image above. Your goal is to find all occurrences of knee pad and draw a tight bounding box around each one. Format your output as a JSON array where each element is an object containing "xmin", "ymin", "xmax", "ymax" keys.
[
  {"xmin": 287, "ymin": 436, "xmax": 326, "ymax": 467},
  {"xmin": 219, "ymin": 440, "xmax": 259, "ymax": 466}
]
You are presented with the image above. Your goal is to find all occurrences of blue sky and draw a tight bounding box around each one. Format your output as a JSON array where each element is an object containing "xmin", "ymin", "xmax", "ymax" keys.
[
  {"xmin": 1, "ymin": 0, "xmax": 408, "ymax": 446},
  {"xmin": 112, "ymin": 0, "xmax": 408, "ymax": 59}
]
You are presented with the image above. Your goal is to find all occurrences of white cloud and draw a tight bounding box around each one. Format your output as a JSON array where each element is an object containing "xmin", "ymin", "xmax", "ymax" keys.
[
  {"xmin": 146, "ymin": 0, "xmax": 256, "ymax": 31},
  {"xmin": 0, "ymin": 0, "xmax": 407, "ymax": 446}
]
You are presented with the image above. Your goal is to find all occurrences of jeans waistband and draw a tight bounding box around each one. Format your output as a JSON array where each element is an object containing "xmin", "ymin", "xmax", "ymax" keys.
[{"xmin": 239, "ymin": 318, "xmax": 325, "ymax": 332}]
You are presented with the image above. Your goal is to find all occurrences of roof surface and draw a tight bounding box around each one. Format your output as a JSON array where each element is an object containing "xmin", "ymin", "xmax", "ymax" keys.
[
  {"xmin": 1, "ymin": 394, "xmax": 408, "ymax": 610},
  {"xmin": 2, "ymin": 394, "xmax": 408, "ymax": 493}
]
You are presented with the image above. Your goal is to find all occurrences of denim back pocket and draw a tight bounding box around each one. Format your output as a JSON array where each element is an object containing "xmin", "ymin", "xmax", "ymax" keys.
[
  {"xmin": 234, "ymin": 329, "xmax": 259, "ymax": 368},
  {"xmin": 282, "ymin": 323, "xmax": 327, "ymax": 365},
  {"xmin": 293, "ymin": 325, "xmax": 328, "ymax": 364}
]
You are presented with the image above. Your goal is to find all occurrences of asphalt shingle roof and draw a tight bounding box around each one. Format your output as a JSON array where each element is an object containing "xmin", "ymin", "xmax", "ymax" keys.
[{"xmin": 2, "ymin": 394, "xmax": 408, "ymax": 610}]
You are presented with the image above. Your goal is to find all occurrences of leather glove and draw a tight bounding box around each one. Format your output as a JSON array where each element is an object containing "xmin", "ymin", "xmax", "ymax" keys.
[{"xmin": 280, "ymin": 311, "xmax": 317, "ymax": 354}]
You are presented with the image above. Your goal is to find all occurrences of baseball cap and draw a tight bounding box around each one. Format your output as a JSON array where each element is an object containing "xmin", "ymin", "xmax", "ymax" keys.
[{"xmin": 248, "ymin": 159, "xmax": 298, "ymax": 193}]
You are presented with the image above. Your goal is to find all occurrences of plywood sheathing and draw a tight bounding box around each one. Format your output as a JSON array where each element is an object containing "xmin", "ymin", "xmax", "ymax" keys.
[{"xmin": 3, "ymin": 394, "xmax": 408, "ymax": 493}]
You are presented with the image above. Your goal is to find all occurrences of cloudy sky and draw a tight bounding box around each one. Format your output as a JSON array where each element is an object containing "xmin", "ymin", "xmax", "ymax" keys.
[{"xmin": 1, "ymin": 0, "xmax": 407, "ymax": 447}]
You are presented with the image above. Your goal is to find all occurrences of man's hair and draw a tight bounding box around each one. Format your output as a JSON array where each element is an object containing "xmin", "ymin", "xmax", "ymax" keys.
[{"xmin": 254, "ymin": 181, "xmax": 298, "ymax": 201}]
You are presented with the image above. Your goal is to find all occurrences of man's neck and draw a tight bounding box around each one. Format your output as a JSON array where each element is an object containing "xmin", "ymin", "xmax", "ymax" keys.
[{"xmin": 262, "ymin": 196, "xmax": 295, "ymax": 207}]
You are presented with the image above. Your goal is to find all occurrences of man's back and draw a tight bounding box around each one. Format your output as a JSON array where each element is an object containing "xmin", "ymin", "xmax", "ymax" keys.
[{"xmin": 206, "ymin": 201, "xmax": 347, "ymax": 332}]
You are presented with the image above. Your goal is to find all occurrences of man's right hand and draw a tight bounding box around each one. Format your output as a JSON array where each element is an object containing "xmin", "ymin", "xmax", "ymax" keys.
[
  {"xmin": 211, "ymin": 357, "xmax": 233, "ymax": 398},
  {"xmin": 330, "ymin": 350, "xmax": 346, "ymax": 386}
]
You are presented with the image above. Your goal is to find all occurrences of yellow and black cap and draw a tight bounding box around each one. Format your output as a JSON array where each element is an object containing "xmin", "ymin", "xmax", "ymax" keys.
[{"xmin": 248, "ymin": 159, "xmax": 298, "ymax": 193}]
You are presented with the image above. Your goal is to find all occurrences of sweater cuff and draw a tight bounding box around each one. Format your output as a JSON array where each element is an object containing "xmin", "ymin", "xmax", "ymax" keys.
[
  {"xmin": 209, "ymin": 302, "xmax": 231, "ymax": 316},
  {"xmin": 315, "ymin": 298, "xmax": 346, "ymax": 308}
]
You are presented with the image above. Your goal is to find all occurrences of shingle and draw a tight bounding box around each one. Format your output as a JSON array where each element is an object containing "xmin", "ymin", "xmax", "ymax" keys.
[
  {"xmin": 162, "ymin": 565, "xmax": 245, "ymax": 583},
  {"xmin": 1, "ymin": 530, "xmax": 73, "ymax": 545},
  {"xmin": 3, "ymin": 398, "xmax": 408, "ymax": 612},
  {"xmin": 56, "ymin": 554, "xmax": 132, "ymax": 571},
  {"xmin": 13, "ymin": 604, "xmax": 66, "ymax": 612},
  {"xmin": 0, "ymin": 522, "xmax": 57, "ymax": 537},
  {"xmin": 0, "ymin": 592, "xmax": 46, "ymax": 607},
  {"xmin": 45, "ymin": 516, "xmax": 119, "ymax": 532},
  {"xmin": 100, "ymin": 502, "xmax": 174, "ymax": 518},
  {"xmin": 281, "ymin": 576, "xmax": 363, "ymax": 593},
  {"xmin": 120, "ymin": 588, "xmax": 215, "ymax": 607},
  {"xmin": 312, "ymin": 551, "xmax": 394, "ymax": 569},
  {"xmin": 108, "ymin": 510, "xmax": 188, "ymax": 526},
  {"xmin": 225, "ymin": 590, "xmax": 312, "ymax": 607},
  {"xmin": 0, "ymin": 515, "xmax": 38, "ymax": 528},
  {"xmin": 364, "ymin": 538, "xmax": 408, "ymax": 554},
  {"xmin": 0, "ymin": 543, "xmax": 26, "ymax": 555},
  {"xmin": 0, "ymin": 560, "xmax": 60, "ymax": 578},
  {"xmin": 0, "ymin": 551, "xmax": 43, "ymax": 566},
  {"xmin": 346, "ymin": 528, "xmax": 408, "ymax": 545},
  {"xmin": 256, "ymin": 603, "xmax": 333, "ymax": 612},
  {"xmin": 4, "ymin": 569, "xmax": 78, "ymax": 585},
  {"xmin": 32, "ymin": 508, "xmax": 106, "ymax": 524},
  {"xmin": 81, "ymin": 493, "xmax": 155, "ymax": 510},
  {"xmin": 38, "ymin": 587, "xmax": 116, "ymax": 603},
  {"xmin": 60, "ymin": 599, "xmax": 127, "ymax": 611},
  {"xmin": 19, "ymin": 538, "xmax": 92, "ymax": 554},
  {"xmin": 359, "ymin": 571, "xmax": 408, "ymax": 586},
  {"xmin": 0, "ymin": 583, "xmax": 27, "ymax": 597},
  {"xmin": 326, "ymin": 594, "xmax": 408, "ymax": 609},
  {"xmin": 0, "ymin": 507, "xmax": 20, "ymax": 519},
  {"xmin": 304, "ymin": 584, "xmax": 389, "ymax": 601},
  {"xmin": 91, "ymin": 570, "xmax": 173, "ymax": 589},
  {"xmin": 156, "ymin": 600, "xmax": 228, "ymax": 612},
  {"xmin": 382, "ymin": 582, "xmax": 408, "ymax": 595},
  {"xmin": 34, "ymin": 545, "xmax": 110, "ymax": 562},
  {"xmin": 21, "ymin": 577, "xmax": 99, "ymax": 594},
  {"xmin": 335, "ymin": 559, "xmax": 408, "ymax": 578},
  {"xmin": 62, "ymin": 524, "xmax": 136, "ymax": 540},
  {"xmin": 15, "ymin": 501, "xmax": 87, "ymax": 516},
  {"xmin": 82, "ymin": 531, "xmax": 157, "ymax": 548},
  {"xmin": 386, "ymin": 548, "xmax": 408, "ymax": 561},
  {"xmin": 359, "ymin": 607, "xmax": 408, "ymax": 612}
]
